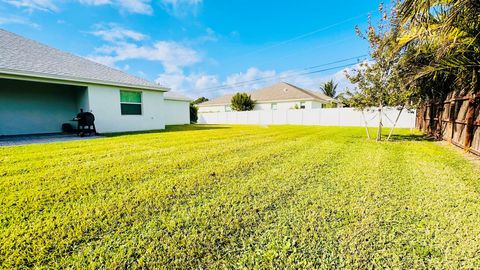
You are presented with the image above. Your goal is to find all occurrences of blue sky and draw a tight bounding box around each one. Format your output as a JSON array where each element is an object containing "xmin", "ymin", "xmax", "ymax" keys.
[{"xmin": 0, "ymin": 0, "xmax": 381, "ymax": 98}]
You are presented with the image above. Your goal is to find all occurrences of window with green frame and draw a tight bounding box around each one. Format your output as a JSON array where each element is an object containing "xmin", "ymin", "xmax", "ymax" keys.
[{"xmin": 120, "ymin": 90, "xmax": 142, "ymax": 115}]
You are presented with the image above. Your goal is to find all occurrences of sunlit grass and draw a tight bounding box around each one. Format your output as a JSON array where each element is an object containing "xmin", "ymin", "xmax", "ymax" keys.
[{"xmin": 1, "ymin": 125, "xmax": 479, "ymax": 268}]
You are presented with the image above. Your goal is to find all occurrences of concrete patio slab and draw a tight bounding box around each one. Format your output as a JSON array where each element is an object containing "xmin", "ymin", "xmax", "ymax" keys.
[{"xmin": 0, "ymin": 134, "xmax": 103, "ymax": 147}]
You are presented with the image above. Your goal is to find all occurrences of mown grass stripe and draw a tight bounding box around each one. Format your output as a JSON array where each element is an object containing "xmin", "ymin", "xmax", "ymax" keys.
[{"xmin": 1, "ymin": 125, "xmax": 479, "ymax": 269}]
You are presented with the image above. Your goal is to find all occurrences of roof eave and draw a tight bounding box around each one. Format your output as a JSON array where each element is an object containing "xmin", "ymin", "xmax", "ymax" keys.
[
  {"xmin": 255, "ymin": 98, "xmax": 317, "ymax": 103},
  {"xmin": 165, "ymin": 97, "xmax": 192, "ymax": 102},
  {"xmin": 199, "ymin": 98, "xmax": 330, "ymax": 106},
  {"xmin": 197, "ymin": 103, "xmax": 229, "ymax": 107},
  {"xmin": 0, "ymin": 69, "xmax": 169, "ymax": 92}
]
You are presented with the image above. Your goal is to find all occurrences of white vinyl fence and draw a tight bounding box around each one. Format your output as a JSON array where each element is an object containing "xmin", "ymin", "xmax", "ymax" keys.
[{"xmin": 198, "ymin": 108, "xmax": 416, "ymax": 128}]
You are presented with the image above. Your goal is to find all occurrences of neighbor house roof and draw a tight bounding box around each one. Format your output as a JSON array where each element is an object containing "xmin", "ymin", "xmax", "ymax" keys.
[
  {"xmin": 164, "ymin": 91, "xmax": 192, "ymax": 102},
  {"xmin": 198, "ymin": 82, "xmax": 339, "ymax": 106},
  {"xmin": 0, "ymin": 29, "xmax": 168, "ymax": 91}
]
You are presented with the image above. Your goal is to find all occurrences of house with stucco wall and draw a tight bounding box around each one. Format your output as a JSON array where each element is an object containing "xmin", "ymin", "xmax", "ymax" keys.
[
  {"xmin": 197, "ymin": 82, "xmax": 341, "ymax": 113},
  {"xmin": 0, "ymin": 29, "xmax": 191, "ymax": 136}
]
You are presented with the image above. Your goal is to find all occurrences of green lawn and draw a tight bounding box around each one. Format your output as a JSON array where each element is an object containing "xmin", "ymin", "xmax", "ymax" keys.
[{"xmin": 1, "ymin": 125, "xmax": 479, "ymax": 269}]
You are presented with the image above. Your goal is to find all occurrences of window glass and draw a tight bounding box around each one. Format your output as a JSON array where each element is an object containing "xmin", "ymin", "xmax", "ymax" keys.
[
  {"xmin": 300, "ymin": 102, "xmax": 306, "ymax": 109},
  {"xmin": 120, "ymin": 90, "xmax": 142, "ymax": 115},
  {"xmin": 120, "ymin": 91, "xmax": 142, "ymax": 103},
  {"xmin": 121, "ymin": 104, "xmax": 142, "ymax": 115}
]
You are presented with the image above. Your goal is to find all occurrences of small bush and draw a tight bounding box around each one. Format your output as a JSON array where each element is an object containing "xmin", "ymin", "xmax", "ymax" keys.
[
  {"xmin": 231, "ymin": 92, "xmax": 255, "ymax": 111},
  {"xmin": 189, "ymin": 103, "xmax": 198, "ymax": 123}
]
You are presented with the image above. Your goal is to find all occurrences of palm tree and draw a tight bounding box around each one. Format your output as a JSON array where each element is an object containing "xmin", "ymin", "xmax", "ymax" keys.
[
  {"xmin": 397, "ymin": 0, "xmax": 480, "ymax": 95},
  {"xmin": 319, "ymin": 80, "xmax": 338, "ymax": 98}
]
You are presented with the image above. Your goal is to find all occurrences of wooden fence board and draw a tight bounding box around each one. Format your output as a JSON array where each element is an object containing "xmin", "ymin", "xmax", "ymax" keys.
[{"xmin": 417, "ymin": 93, "xmax": 480, "ymax": 156}]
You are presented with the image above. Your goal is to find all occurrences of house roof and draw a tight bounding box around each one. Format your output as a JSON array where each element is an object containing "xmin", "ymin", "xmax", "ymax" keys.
[
  {"xmin": 198, "ymin": 82, "xmax": 339, "ymax": 106},
  {"xmin": 164, "ymin": 91, "xmax": 192, "ymax": 102},
  {"xmin": 0, "ymin": 29, "xmax": 168, "ymax": 91}
]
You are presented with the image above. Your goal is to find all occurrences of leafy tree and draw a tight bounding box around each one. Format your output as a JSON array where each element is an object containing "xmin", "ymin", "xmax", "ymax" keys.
[
  {"xmin": 319, "ymin": 80, "xmax": 338, "ymax": 98},
  {"xmin": 347, "ymin": 0, "xmax": 479, "ymax": 141},
  {"xmin": 190, "ymin": 103, "xmax": 198, "ymax": 123},
  {"xmin": 336, "ymin": 92, "xmax": 352, "ymax": 107},
  {"xmin": 193, "ymin": 97, "xmax": 209, "ymax": 105},
  {"xmin": 346, "ymin": 2, "xmax": 415, "ymax": 141},
  {"xmin": 230, "ymin": 93, "xmax": 256, "ymax": 111}
]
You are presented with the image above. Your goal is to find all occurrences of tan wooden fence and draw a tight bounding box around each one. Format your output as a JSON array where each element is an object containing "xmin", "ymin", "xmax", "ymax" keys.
[{"xmin": 416, "ymin": 93, "xmax": 480, "ymax": 156}]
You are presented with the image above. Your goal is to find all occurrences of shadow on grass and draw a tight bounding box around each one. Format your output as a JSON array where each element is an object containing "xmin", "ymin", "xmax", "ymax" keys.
[
  {"xmin": 103, "ymin": 124, "xmax": 231, "ymax": 137},
  {"xmin": 388, "ymin": 133, "xmax": 435, "ymax": 142}
]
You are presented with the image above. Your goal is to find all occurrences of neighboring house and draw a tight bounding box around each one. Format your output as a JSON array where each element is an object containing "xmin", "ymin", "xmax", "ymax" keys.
[
  {"xmin": 0, "ymin": 29, "xmax": 190, "ymax": 136},
  {"xmin": 197, "ymin": 82, "xmax": 341, "ymax": 113}
]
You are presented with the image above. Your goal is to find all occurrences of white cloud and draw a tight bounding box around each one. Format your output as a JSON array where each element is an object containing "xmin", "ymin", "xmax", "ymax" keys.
[
  {"xmin": 156, "ymin": 71, "xmax": 219, "ymax": 96},
  {"xmin": 88, "ymin": 25, "xmax": 201, "ymax": 73},
  {"xmin": 3, "ymin": 0, "xmax": 152, "ymax": 14},
  {"xmin": 154, "ymin": 64, "xmax": 362, "ymax": 100},
  {"xmin": 223, "ymin": 67, "xmax": 276, "ymax": 91},
  {"xmin": 80, "ymin": 0, "xmax": 153, "ymax": 14},
  {"xmin": 0, "ymin": 14, "xmax": 40, "ymax": 28},
  {"xmin": 2, "ymin": 0, "xmax": 58, "ymax": 12},
  {"xmin": 160, "ymin": 0, "xmax": 202, "ymax": 17},
  {"xmin": 196, "ymin": 27, "xmax": 218, "ymax": 43},
  {"xmin": 89, "ymin": 41, "xmax": 200, "ymax": 72},
  {"xmin": 321, "ymin": 61, "xmax": 370, "ymax": 94},
  {"xmin": 2, "ymin": 0, "xmax": 207, "ymax": 16},
  {"xmin": 276, "ymin": 67, "xmax": 358, "ymax": 95},
  {"xmin": 79, "ymin": 0, "xmax": 112, "ymax": 5},
  {"xmin": 90, "ymin": 23, "xmax": 148, "ymax": 42},
  {"xmin": 154, "ymin": 67, "xmax": 277, "ymax": 98},
  {"xmin": 85, "ymin": 23, "xmax": 359, "ymax": 100},
  {"xmin": 115, "ymin": 0, "xmax": 152, "ymax": 14}
]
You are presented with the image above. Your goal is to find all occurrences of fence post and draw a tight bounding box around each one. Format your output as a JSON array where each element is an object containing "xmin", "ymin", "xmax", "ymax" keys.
[
  {"xmin": 431, "ymin": 103, "xmax": 435, "ymax": 135},
  {"xmin": 464, "ymin": 96, "xmax": 476, "ymax": 149},
  {"xmin": 435, "ymin": 102, "xmax": 442, "ymax": 138},
  {"xmin": 450, "ymin": 99, "xmax": 456, "ymax": 142},
  {"xmin": 438, "ymin": 103, "xmax": 445, "ymax": 139}
]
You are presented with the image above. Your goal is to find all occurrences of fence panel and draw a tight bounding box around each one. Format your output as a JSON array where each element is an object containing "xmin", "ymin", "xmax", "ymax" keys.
[
  {"xmin": 417, "ymin": 93, "xmax": 480, "ymax": 156},
  {"xmin": 198, "ymin": 107, "xmax": 416, "ymax": 128}
]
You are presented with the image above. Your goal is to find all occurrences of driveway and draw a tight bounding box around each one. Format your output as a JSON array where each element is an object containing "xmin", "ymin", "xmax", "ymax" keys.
[{"xmin": 0, "ymin": 133, "xmax": 103, "ymax": 146}]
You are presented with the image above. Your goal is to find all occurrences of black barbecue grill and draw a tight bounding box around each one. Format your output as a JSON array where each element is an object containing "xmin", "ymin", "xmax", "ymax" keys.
[{"xmin": 74, "ymin": 109, "xmax": 97, "ymax": 136}]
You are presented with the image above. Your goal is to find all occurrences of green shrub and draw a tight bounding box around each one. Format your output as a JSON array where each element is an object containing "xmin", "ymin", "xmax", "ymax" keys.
[
  {"xmin": 189, "ymin": 103, "xmax": 198, "ymax": 123},
  {"xmin": 230, "ymin": 92, "xmax": 255, "ymax": 111}
]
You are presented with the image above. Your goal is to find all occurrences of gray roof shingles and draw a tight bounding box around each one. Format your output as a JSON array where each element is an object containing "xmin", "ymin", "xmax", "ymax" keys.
[
  {"xmin": 0, "ymin": 29, "xmax": 167, "ymax": 91},
  {"xmin": 198, "ymin": 82, "xmax": 339, "ymax": 106}
]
